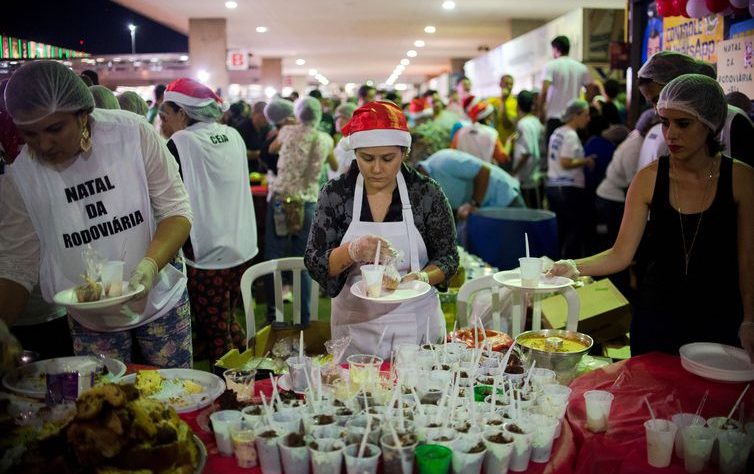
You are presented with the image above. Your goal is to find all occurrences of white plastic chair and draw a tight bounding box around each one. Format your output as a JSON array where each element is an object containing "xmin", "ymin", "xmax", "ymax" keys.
[
  {"xmin": 240, "ymin": 257, "xmax": 319, "ymax": 344},
  {"xmin": 456, "ymin": 275, "xmax": 504, "ymax": 331}
]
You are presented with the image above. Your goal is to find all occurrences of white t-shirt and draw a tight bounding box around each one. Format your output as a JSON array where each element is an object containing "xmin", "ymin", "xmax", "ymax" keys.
[
  {"xmin": 454, "ymin": 123, "xmax": 498, "ymax": 163},
  {"xmin": 596, "ymin": 130, "xmax": 644, "ymax": 203},
  {"xmin": 546, "ymin": 125, "xmax": 585, "ymax": 188},
  {"xmin": 543, "ymin": 57, "xmax": 593, "ymax": 120},
  {"xmin": 171, "ymin": 122, "xmax": 258, "ymax": 269},
  {"xmin": 513, "ymin": 115, "xmax": 544, "ymax": 188},
  {"xmin": 637, "ymin": 123, "xmax": 668, "ymax": 171}
]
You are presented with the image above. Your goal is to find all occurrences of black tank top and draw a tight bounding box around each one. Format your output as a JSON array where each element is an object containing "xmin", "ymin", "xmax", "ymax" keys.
[{"xmin": 634, "ymin": 155, "xmax": 741, "ymax": 350}]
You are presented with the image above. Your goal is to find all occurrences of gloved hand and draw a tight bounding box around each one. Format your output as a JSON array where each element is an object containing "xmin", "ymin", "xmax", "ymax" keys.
[
  {"xmin": 739, "ymin": 322, "xmax": 754, "ymax": 363},
  {"xmin": 347, "ymin": 235, "xmax": 396, "ymax": 264},
  {"xmin": 457, "ymin": 202, "xmax": 476, "ymax": 220},
  {"xmin": 402, "ymin": 271, "xmax": 429, "ymax": 284},
  {"xmin": 547, "ymin": 259, "xmax": 580, "ymax": 279},
  {"xmin": 129, "ymin": 257, "xmax": 159, "ymax": 295}
]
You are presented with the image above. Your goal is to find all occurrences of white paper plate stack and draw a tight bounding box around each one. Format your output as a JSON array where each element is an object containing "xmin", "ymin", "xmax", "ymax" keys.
[{"xmin": 679, "ymin": 342, "xmax": 754, "ymax": 383}]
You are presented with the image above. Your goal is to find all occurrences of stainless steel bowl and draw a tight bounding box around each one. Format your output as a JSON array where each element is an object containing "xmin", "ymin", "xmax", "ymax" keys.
[{"xmin": 516, "ymin": 329, "xmax": 593, "ymax": 375}]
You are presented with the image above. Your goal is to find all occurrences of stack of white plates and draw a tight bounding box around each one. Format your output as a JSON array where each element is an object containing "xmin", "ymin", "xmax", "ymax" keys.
[{"xmin": 679, "ymin": 342, "xmax": 754, "ymax": 382}]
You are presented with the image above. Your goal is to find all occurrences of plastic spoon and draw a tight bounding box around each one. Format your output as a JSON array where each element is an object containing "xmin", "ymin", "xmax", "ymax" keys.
[{"xmin": 525, "ymin": 232, "xmax": 530, "ymax": 258}]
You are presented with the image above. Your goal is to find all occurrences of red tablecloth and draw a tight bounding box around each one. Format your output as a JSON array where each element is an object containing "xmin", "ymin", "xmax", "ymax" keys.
[{"xmin": 566, "ymin": 352, "xmax": 751, "ymax": 474}]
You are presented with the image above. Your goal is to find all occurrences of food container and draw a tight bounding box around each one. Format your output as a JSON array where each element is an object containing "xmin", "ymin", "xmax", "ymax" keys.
[{"xmin": 515, "ymin": 329, "xmax": 593, "ymax": 376}]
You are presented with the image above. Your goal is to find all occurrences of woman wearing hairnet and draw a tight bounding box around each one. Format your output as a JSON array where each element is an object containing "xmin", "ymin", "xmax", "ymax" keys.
[
  {"xmin": 117, "ymin": 91, "xmax": 149, "ymax": 117},
  {"xmin": 0, "ymin": 61, "xmax": 193, "ymax": 367},
  {"xmin": 550, "ymin": 74, "xmax": 754, "ymax": 359},
  {"xmin": 158, "ymin": 78, "xmax": 257, "ymax": 361},
  {"xmin": 545, "ymin": 99, "xmax": 594, "ymax": 258},
  {"xmin": 263, "ymin": 97, "xmax": 334, "ymax": 327},
  {"xmin": 89, "ymin": 85, "xmax": 121, "ymax": 110}
]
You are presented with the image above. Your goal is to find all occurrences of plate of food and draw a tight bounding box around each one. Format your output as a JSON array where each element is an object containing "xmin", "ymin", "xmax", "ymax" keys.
[
  {"xmin": 53, "ymin": 275, "xmax": 144, "ymax": 310},
  {"xmin": 351, "ymin": 279, "xmax": 432, "ymax": 304},
  {"xmin": 2, "ymin": 356, "xmax": 126, "ymax": 399},
  {"xmin": 120, "ymin": 368, "xmax": 225, "ymax": 413}
]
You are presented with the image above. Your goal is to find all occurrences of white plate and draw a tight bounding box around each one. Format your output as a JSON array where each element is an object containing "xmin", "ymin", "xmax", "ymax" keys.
[
  {"xmin": 679, "ymin": 343, "xmax": 754, "ymax": 382},
  {"xmin": 119, "ymin": 368, "xmax": 225, "ymax": 413},
  {"xmin": 493, "ymin": 270, "xmax": 572, "ymax": 291},
  {"xmin": 2, "ymin": 356, "xmax": 126, "ymax": 399},
  {"xmin": 350, "ymin": 279, "xmax": 432, "ymax": 304},
  {"xmin": 277, "ymin": 373, "xmax": 306, "ymax": 395},
  {"xmin": 53, "ymin": 283, "xmax": 144, "ymax": 310}
]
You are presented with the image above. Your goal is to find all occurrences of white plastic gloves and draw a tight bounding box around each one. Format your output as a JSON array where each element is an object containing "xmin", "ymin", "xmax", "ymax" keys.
[
  {"xmin": 347, "ymin": 235, "xmax": 397, "ymax": 265},
  {"xmin": 402, "ymin": 271, "xmax": 429, "ymax": 284},
  {"xmin": 129, "ymin": 257, "xmax": 159, "ymax": 295},
  {"xmin": 547, "ymin": 259, "xmax": 580, "ymax": 280}
]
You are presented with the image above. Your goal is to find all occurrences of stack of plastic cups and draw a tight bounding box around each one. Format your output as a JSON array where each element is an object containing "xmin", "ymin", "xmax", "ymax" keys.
[
  {"xmin": 670, "ymin": 413, "xmax": 705, "ymax": 460},
  {"xmin": 644, "ymin": 419, "xmax": 677, "ymax": 468},
  {"xmin": 451, "ymin": 433, "xmax": 488, "ymax": 473},
  {"xmin": 309, "ymin": 437, "xmax": 345, "ymax": 474},
  {"xmin": 542, "ymin": 383, "xmax": 571, "ymax": 437},
  {"xmin": 504, "ymin": 420, "xmax": 534, "ymax": 472},
  {"xmin": 583, "ymin": 390, "xmax": 614, "ymax": 433},
  {"xmin": 343, "ymin": 443, "xmax": 381, "ymax": 474},
  {"xmin": 717, "ymin": 431, "xmax": 753, "ymax": 474},
  {"xmin": 528, "ymin": 413, "xmax": 559, "ymax": 463},
  {"xmin": 254, "ymin": 426, "xmax": 285, "ymax": 474},
  {"xmin": 278, "ymin": 432, "xmax": 310, "ymax": 474},
  {"xmin": 681, "ymin": 425, "xmax": 716, "ymax": 473},
  {"xmin": 381, "ymin": 432, "xmax": 418, "ymax": 474}
]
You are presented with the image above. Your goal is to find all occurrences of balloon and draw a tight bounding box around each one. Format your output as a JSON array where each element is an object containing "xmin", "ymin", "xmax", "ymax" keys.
[
  {"xmin": 687, "ymin": 0, "xmax": 712, "ymax": 17},
  {"xmin": 705, "ymin": 0, "xmax": 730, "ymax": 12},
  {"xmin": 657, "ymin": 0, "xmax": 677, "ymax": 16},
  {"xmin": 750, "ymin": 0, "xmax": 754, "ymax": 17},
  {"xmin": 673, "ymin": 0, "xmax": 690, "ymax": 16},
  {"xmin": 729, "ymin": 0, "xmax": 747, "ymax": 8}
]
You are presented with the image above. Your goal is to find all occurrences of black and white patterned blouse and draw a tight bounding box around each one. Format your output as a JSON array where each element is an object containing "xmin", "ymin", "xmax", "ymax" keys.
[{"xmin": 305, "ymin": 162, "xmax": 459, "ymax": 297}]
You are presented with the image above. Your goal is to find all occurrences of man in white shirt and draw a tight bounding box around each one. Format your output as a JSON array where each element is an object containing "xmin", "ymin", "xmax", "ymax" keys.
[
  {"xmin": 539, "ymin": 36, "xmax": 594, "ymax": 155},
  {"xmin": 512, "ymin": 91, "xmax": 545, "ymax": 208}
]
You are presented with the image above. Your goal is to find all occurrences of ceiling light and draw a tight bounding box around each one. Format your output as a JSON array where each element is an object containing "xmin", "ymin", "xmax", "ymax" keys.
[
  {"xmin": 414, "ymin": 40, "xmax": 425, "ymax": 48},
  {"xmin": 395, "ymin": 83, "xmax": 408, "ymax": 91},
  {"xmin": 128, "ymin": 24, "xmax": 136, "ymax": 32},
  {"xmin": 150, "ymin": 57, "xmax": 159, "ymax": 62},
  {"xmin": 396, "ymin": 65, "xmax": 405, "ymax": 72},
  {"xmin": 308, "ymin": 68, "xmax": 318, "ymax": 76},
  {"xmin": 442, "ymin": 1, "xmax": 456, "ymax": 10},
  {"xmin": 424, "ymin": 25, "xmax": 436, "ymax": 33},
  {"xmin": 406, "ymin": 50, "xmax": 417, "ymax": 58},
  {"xmin": 366, "ymin": 80, "xmax": 374, "ymax": 86},
  {"xmin": 225, "ymin": 1, "xmax": 238, "ymax": 8},
  {"xmin": 197, "ymin": 70, "xmax": 210, "ymax": 84},
  {"xmin": 265, "ymin": 86, "xmax": 277, "ymax": 98},
  {"xmin": 179, "ymin": 55, "xmax": 189, "ymax": 61},
  {"xmin": 401, "ymin": 58, "xmax": 410, "ymax": 66},
  {"xmin": 256, "ymin": 26, "xmax": 267, "ymax": 33},
  {"xmin": 295, "ymin": 58, "xmax": 306, "ymax": 66}
]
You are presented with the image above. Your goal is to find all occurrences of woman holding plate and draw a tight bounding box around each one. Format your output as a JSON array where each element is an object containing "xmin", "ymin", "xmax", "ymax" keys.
[
  {"xmin": 305, "ymin": 101, "xmax": 458, "ymax": 359},
  {"xmin": 0, "ymin": 61, "xmax": 193, "ymax": 367}
]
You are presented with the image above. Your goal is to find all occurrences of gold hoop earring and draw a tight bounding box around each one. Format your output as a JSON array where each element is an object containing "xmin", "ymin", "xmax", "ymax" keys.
[{"xmin": 80, "ymin": 123, "xmax": 92, "ymax": 152}]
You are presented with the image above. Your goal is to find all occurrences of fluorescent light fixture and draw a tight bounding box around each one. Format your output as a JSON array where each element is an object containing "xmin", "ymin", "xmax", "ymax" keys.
[
  {"xmin": 179, "ymin": 55, "xmax": 189, "ymax": 61},
  {"xmin": 442, "ymin": 1, "xmax": 456, "ymax": 10},
  {"xmin": 414, "ymin": 40, "xmax": 425, "ymax": 48},
  {"xmin": 395, "ymin": 83, "xmax": 408, "ymax": 91},
  {"xmin": 308, "ymin": 68, "xmax": 318, "ymax": 76},
  {"xmin": 197, "ymin": 70, "xmax": 210, "ymax": 83},
  {"xmin": 424, "ymin": 25, "xmax": 436, "ymax": 33},
  {"xmin": 256, "ymin": 26, "xmax": 267, "ymax": 33},
  {"xmin": 400, "ymin": 58, "xmax": 410, "ymax": 66},
  {"xmin": 406, "ymin": 50, "xmax": 417, "ymax": 58},
  {"xmin": 225, "ymin": 1, "xmax": 238, "ymax": 9},
  {"xmin": 295, "ymin": 58, "xmax": 306, "ymax": 66},
  {"xmin": 264, "ymin": 86, "xmax": 277, "ymax": 98}
]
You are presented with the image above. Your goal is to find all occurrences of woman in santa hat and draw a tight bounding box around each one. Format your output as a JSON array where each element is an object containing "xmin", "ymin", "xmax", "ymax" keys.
[
  {"xmin": 0, "ymin": 61, "xmax": 193, "ymax": 367},
  {"xmin": 159, "ymin": 78, "xmax": 258, "ymax": 362},
  {"xmin": 304, "ymin": 100, "xmax": 458, "ymax": 359}
]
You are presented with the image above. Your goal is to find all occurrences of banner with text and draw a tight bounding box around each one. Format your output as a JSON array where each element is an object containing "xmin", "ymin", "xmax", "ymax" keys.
[
  {"xmin": 717, "ymin": 35, "xmax": 754, "ymax": 98},
  {"xmin": 662, "ymin": 15, "xmax": 724, "ymax": 64}
]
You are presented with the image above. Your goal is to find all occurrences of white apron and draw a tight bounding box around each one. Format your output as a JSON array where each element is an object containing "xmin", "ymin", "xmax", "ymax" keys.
[
  {"xmin": 9, "ymin": 109, "xmax": 186, "ymax": 332},
  {"xmin": 331, "ymin": 172, "xmax": 443, "ymax": 360}
]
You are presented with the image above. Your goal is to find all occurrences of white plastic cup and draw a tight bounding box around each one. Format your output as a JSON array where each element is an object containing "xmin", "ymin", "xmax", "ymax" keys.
[
  {"xmin": 210, "ymin": 410, "xmax": 243, "ymax": 456},
  {"xmin": 272, "ymin": 411, "xmax": 302, "ymax": 434},
  {"xmin": 644, "ymin": 419, "xmax": 677, "ymax": 468},
  {"xmin": 231, "ymin": 428, "xmax": 258, "ymax": 468},
  {"xmin": 254, "ymin": 427, "xmax": 285, "ymax": 474},
  {"xmin": 528, "ymin": 413, "xmax": 558, "ymax": 463},
  {"xmin": 483, "ymin": 429, "xmax": 515, "ymax": 474},
  {"xmin": 543, "ymin": 383, "xmax": 572, "ymax": 406},
  {"xmin": 583, "ymin": 390, "xmax": 614, "ymax": 433},
  {"xmin": 681, "ymin": 425, "xmax": 716, "ymax": 473},
  {"xmin": 503, "ymin": 421, "xmax": 533, "ymax": 472},
  {"xmin": 278, "ymin": 432, "xmax": 311, "ymax": 474},
  {"xmin": 518, "ymin": 257, "xmax": 543, "ymax": 287},
  {"xmin": 241, "ymin": 404, "xmax": 265, "ymax": 430},
  {"xmin": 671, "ymin": 413, "xmax": 705, "ymax": 459},
  {"xmin": 718, "ymin": 431, "xmax": 753, "ymax": 474},
  {"xmin": 529, "ymin": 368, "xmax": 557, "ymax": 389},
  {"xmin": 285, "ymin": 355, "xmax": 312, "ymax": 392},
  {"xmin": 428, "ymin": 428, "xmax": 458, "ymax": 450},
  {"xmin": 451, "ymin": 434, "xmax": 487, "ymax": 474},
  {"xmin": 309, "ymin": 438, "xmax": 345, "ymax": 474},
  {"xmin": 360, "ymin": 264, "xmax": 385, "ymax": 297},
  {"xmin": 101, "ymin": 260, "xmax": 125, "ymax": 297},
  {"xmin": 344, "ymin": 443, "xmax": 381, "ymax": 474},
  {"xmin": 345, "ymin": 415, "xmax": 381, "ymax": 445},
  {"xmin": 380, "ymin": 432, "xmax": 418, "ymax": 474}
]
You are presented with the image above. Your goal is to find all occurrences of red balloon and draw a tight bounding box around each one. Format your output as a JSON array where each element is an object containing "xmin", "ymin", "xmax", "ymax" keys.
[
  {"xmin": 673, "ymin": 0, "xmax": 690, "ymax": 16},
  {"xmin": 658, "ymin": 0, "xmax": 678, "ymax": 16},
  {"xmin": 705, "ymin": 0, "xmax": 730, "ymax": 12}
]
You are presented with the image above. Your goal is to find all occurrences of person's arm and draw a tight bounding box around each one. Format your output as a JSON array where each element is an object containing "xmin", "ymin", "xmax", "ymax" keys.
[
  {"xmin": 539, "ymin": 80, "xmax": 551, "ymax": 122},
  {"xmin": 512, "ymin": 153, "xmax": 530, "ymax": 176},
  {"xmin": 559, "ymin": 155, "xmax": 594, "ymax": 169},
  {"xmin": 733, "ymin": 162, "xmax": 754, "ymax": 359},
  {"xmin": 472, "ymin": 164, "xmax": 491, "ymax": 205},
  {"xmin": 500, "ymin": 101, "xmax": 515, "ymax": 130},
  {"xmin": 728, "ymin": 114, "xmax": 754, "ymax": 167},
  {"xmin": 326, "ymin": 150, "xmax": 339, "ymax": 172},
  {"xmin": 492, "ymin": 138, "xmax": 510, "ymax": 164},
  {"xmin": 247, "ymin": 149, "xmax": 261, "ymax": 160},
  {"xmin": 269, "ymin": 138, "xmax": 282, "ymax": 154}
]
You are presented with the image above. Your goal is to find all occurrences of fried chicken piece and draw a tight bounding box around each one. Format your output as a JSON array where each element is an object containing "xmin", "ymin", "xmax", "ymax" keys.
[{"xmin": 67, "ymin": 421, "xmax": 125, "ymax": 465}]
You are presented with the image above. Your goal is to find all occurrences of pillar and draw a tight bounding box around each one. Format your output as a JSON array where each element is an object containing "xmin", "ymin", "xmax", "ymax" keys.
[
  {"xmin": 188, "ymin": 18, "xmax": 229, "ymax": 97},
  {"xmin": 261, "ymin": 57, "xmax": 283, "ymax": 96}
]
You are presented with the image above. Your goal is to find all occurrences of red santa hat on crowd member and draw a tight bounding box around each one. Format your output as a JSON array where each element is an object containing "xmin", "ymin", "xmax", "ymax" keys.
[
  {"xmin": 341, "ymin": 100, "xmax": 411, "ymax": 151},
  {"xmin": 467, "ymin": 100, "xmax": 494, "ymax": 122},
  {"xmin": 462, "ymin": 95, "xmax": 477, "ymax": 113},
  {"xmin": 164, "ymin": 78, "xmax": 227, "ymax": 109},
  {"xmin": 409, "ymin": 97, "xmax": 433, "ymax": 121}
]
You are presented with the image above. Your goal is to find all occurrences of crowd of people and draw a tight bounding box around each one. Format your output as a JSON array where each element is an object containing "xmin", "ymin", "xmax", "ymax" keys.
[{"xmin": 1, "ymin": 32, "xmax": 753, "ymax": 365}]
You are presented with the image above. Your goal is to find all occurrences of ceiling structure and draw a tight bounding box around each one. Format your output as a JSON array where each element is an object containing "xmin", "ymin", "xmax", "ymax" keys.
[{"xmin": 114, "ymin": 0, "xmax": 625, "ymax": 85}]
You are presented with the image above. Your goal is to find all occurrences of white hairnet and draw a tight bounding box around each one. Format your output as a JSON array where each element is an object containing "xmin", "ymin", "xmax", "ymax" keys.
[
  {"xmin": 638, "ymin": 51, "xmax": 715, "ymax": 86},
  {"xmin": 264, "ymin": 98, "xmax": 294, "ymax": 124},
  {"xmin": 89, "ymin": 85, "xmax": 120, "ymax": 110},
  {"xmin": 177, "ymin": 102, "xmax": 223, "ymax": 123},
  {"xmin": 117, "ymin": 91, "xmax": 149, "ymax": 116},
  {"xmin": 562, "ymin": 99, "xmax": 589, "ymax": 122},
  {"xmin": 657, "ymin": 74, "xmax": 727, "ymax": 134},
  {"xmin": 4, "ymin": 60, "xmax": 95, "ymax": 125},
  {"xmin": 294, "ymin": 97, "xmax": 322, "ymax": 125},
  {"xmin": 335, "ymin": 102, "xmax": 357, "ymax": 120}
]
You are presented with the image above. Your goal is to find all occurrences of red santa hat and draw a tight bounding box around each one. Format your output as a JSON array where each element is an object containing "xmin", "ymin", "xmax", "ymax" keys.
[
  {"xmin": 467, "ymin": 100, "xmax": 494, "ymax": 122},
  {"xmin": 341, "ymin": 100, "xmax": 411, "ymax": 150},
  {"xmin": 409, "ymin": 97, "xmax": 433, "ymax": 120},
  {"xmin": 164, "ymin": 78, "xmax": 226, "ymax": 109}
]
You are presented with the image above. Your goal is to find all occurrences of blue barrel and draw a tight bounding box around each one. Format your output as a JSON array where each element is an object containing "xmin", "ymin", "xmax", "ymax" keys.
[{"xmin": 466, "ymin": 208, "xmax": 559, "ymax": 270}]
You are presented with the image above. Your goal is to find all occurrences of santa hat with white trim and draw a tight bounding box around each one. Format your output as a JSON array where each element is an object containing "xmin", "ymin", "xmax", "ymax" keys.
[
  {"xmin": 467, "ymin": 99, "xmax": 494, "ymax": 122},
  {"xmin": 164, "ymin": 78, "xmax": 228, "ymax": 111},
  {"xmin": 341, "ymin": 100, "xmax": 411, "ymax": 151}
]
